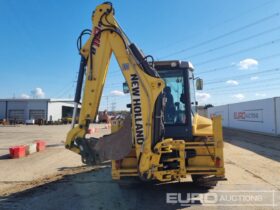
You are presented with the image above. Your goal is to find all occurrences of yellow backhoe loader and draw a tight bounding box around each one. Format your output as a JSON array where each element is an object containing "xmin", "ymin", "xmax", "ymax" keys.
[{"xmin": 65, "ymin": 2, "xmax": 225, "ymax": 183}]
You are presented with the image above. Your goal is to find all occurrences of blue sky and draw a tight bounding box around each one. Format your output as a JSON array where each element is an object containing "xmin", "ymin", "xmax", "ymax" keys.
[{"xmin": 0, "ymin": 0, "xmax": 279, "ymax": 110}]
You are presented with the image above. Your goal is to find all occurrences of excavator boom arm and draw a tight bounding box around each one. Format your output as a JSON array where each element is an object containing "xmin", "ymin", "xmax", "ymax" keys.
[{"xmin": 65, "ymin": 2, "xmax": 165, "ymax": 177}]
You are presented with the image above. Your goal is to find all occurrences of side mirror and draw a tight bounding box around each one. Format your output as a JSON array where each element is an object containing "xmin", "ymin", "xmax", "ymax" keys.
[
  {"xmin": 123, "ymin": 82, "xmax": 129, "ymax": 94},
  {"xmin": 196, "ymin": 78, "xmax": 203, "ymax": 90}
]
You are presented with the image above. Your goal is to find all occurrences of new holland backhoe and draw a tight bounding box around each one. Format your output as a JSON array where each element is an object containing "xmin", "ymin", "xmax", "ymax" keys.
[{"xmin": 65, "ymin": 2, "xmax": 225, "ymax": 183}]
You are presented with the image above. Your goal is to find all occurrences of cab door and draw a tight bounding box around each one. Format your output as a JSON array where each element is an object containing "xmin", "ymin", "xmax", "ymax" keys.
[{"xmin": 158, "ymin": 69, "xmax": 192, "ymax": 140}]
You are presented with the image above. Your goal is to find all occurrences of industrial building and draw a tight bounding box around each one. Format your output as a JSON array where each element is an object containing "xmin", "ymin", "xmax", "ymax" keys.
[{"xmin": 0, "ymin": 99, "xmax": 79, "ymax": 123}]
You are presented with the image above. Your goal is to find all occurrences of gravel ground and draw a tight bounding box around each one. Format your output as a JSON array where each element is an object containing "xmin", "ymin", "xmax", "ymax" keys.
[{"xmin": 0, "ymin": 125, "xmax": 279, "ymax": 210}]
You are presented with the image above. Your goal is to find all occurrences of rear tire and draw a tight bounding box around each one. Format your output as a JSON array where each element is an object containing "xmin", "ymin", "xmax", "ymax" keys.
[
  {"xmin": 191, "ymin": 175, "xmax": 204, "ymax": 184},
  {"xmin": 191, "ymin": 175, "xmax": 217, "ymax": 187}
]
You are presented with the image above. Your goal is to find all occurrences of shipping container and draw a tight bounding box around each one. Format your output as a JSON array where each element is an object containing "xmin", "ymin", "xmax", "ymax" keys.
[
  {"xmin": 208, "ymin": 105, "xmax": 229, "ymax": 127},
  {"xmin": 228, "ymin": 98, "xmax": 276, "ymax": 135}
]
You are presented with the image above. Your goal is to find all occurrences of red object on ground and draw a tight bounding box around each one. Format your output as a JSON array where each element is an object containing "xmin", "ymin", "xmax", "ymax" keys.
[
  {"xmin": 35, "ymin": 140, "xmax": 46, "ymax": 152},
  {"xmin": 87, "ymin": 128, "xmax": 99, "ymax": 134},
  {"xmin": 9, "ymin": 146, "xmax": 26, "ymax": 158},
  {"xmin": 87, "ymin": 128, "xmax": 94, "ymax": 134}
]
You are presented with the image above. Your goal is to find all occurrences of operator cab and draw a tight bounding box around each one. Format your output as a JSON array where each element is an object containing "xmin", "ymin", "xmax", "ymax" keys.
[
  {"xmin": 123, "ymin": 59, "xmax": 202, "ymax": 141},
  {"xmin": 154, "ymin": 60, "xmax": 198, "ymax": 140}
]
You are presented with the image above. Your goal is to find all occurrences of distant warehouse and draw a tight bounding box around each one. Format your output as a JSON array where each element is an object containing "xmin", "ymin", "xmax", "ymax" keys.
[{"xmin": 0, "ymin": 99, "xmax": 80, "ymax": 124}]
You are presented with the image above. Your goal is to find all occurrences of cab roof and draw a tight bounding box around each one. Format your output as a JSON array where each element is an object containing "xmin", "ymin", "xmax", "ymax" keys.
[{"xmin": 153, "ymin": 60, "xmax": 194, "ymax": 71}]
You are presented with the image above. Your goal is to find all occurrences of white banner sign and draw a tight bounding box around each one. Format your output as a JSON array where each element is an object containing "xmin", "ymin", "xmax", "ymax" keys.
[{"xmin": 233, "ymin": 109, "xmax": 263, "ymax": 122}]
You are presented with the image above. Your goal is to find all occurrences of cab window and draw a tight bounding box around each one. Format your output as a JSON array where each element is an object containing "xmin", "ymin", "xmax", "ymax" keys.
[{"xmin": 160, "ymin": 70, "xmax": 186, "ymax": 125}]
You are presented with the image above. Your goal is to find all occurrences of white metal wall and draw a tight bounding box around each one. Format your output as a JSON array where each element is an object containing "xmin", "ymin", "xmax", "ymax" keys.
[
  {"xmin": 208, "ymin": 105, "xmax": 229, "ymax": 127},
  {"xmin": 48, "ymin": 102, "xmax": 63, "ymax": 121},
  {"xmin": 228, "ymin": 98, "xmax": 276, "ymax": 135},
  {"xmin": 276, "ymin": 97, "xmax": 280, "ymax": 135},
  {"xmin": 209, "ymin": 97, "xmax": 280, "ymax": 136},
  {"xmin": 197, "ymin": 108, "xmax": 208, "ymax": 117},
  {"xmin": 48, "ymin": 102, "xmax": 75, "ymax": 121}
]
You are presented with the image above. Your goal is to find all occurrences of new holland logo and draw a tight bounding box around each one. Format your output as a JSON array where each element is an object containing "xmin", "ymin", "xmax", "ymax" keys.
[
  {"xmin": 131, "ymin": 74, "xmax": 144, "ymax": 144},
  {"xmin": 91, "ymin": 23, "xmax": 102, "ymax": 54}
]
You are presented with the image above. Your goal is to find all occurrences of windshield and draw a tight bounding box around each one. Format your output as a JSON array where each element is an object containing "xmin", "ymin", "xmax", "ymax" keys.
[
  {"xmin": 158, "ymin": 69, "xmax": 186, "ymax": 125},
  {"xmin": 189, "ymin": 70, "xmax": 197, "ymax": 114}
]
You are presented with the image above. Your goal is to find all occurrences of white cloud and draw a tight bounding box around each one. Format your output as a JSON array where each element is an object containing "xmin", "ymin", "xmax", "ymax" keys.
[
  {"xmin": 196, "ymin": 92, "xmax": 211, "ymax": 102},
  {"xmin": 31, "ymin": 88, "xmax": 45, "ymax": 98},
  {"xmin": 250, "ymin": 76, "xmax": 259, "ymax": 81},
  {"xmin": 20, "ymin": 94, "xmax": 30, "ymax": 99},
  {"xmin": 238, "ymin": 58, "xmax": 258, "ymax": 70},
  {"xmin": 255, "ymin": 93, "xmax": 266, "ymax": 97},
  {"xmin": 232, "ymin": 93, "xmax": 245, "ymax": 100},
  {"xmin": 110, "ymin": 90, "xmax": 124, "ymax": 96},
  {"xmin": 226, "ymin": 80, "xmax": 239, "ymax": 85}
]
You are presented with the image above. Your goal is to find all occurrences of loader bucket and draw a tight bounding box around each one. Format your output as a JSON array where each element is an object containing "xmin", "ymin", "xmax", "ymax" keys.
[{"xmin": 77, "ymin": 115, "xmax": 133, "ymax": 165}]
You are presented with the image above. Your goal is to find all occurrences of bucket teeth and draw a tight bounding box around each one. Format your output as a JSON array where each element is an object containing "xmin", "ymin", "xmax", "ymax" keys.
[{"xmin": 75, "ymin": 137, "xmax": 99, "ymax": 165}]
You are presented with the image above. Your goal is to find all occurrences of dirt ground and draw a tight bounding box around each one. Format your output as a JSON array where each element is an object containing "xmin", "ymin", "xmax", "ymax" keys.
[
  {"xmin": 0, "ymin": 124, "xmax": 109, "ymax": 195},
  {"xmin": 0, "ymin": 125, "xmax": 279, "ymax": 210}
]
